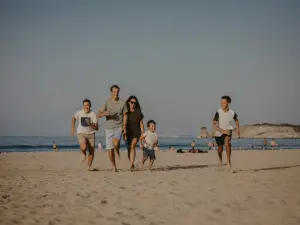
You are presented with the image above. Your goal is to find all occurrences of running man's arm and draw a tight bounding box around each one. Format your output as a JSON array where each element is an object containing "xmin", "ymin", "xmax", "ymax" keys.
[
  {"xmin": 91, "ymin": 112, "xmax": 99, "ymax": 131},
  {"xmin": 234, "ymin": 113, "xmax": 240, "ymax": 137},
  {"xmin": 71, "ymin": 116, "xmax": 76, "ymax": 136},
  {"xmin": 97, "ymin": 104, "xmax": 106, "ymax": 118},
  {"xmin": 212, "ymin": 112, "xmax": 227, "ymax": 134}
]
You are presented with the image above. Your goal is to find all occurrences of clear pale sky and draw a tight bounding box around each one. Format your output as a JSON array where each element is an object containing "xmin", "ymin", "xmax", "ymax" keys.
[{"xmin": 1, "ymin": 0, "xmax": 299, "ymax": 136}]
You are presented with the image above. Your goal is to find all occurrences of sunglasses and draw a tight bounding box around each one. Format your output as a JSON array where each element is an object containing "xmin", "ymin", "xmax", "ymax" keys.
[{"xmin": 130, "ymin": 101, "xmax": 136, "ymax": 105}]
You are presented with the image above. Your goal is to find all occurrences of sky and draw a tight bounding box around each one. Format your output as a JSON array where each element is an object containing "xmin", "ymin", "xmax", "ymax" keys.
[{"xmin": 0, "ymin": 0, "xmax": 299, "ymax": 136}]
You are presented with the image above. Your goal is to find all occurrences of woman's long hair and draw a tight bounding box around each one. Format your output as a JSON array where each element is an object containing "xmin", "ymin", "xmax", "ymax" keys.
[{"xmin": 126, "ymin": 95, "xmax": 142, "ymax": 112}]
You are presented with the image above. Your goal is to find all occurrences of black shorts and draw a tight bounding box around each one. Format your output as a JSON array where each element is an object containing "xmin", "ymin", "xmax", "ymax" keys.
[
  {"xmin": 143, "ymin": 148, "xmax": 156, "ymax": 160},
  {"xmin": 215, "ymin": 134, "xmax": 232, "ymax": 146}
]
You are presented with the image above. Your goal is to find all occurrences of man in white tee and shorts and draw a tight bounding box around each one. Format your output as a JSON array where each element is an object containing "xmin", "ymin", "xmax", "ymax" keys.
[
  {"xmin": 98, "ymin": 85, "xmax": 128, "ymax": 172},
  {"xmin": 71, "ymin": 99, "xmax": 98, "ymax": 170},
  {"xmin": 213, "ymin": 96, "xmax": 240, "ymax": 168}
]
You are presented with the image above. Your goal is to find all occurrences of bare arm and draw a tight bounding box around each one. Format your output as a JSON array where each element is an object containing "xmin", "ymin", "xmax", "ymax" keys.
[
  {"xmin": 71, "ymin": 116, "xmax": 76, "ymax": 135},
  {"xmin": 140, "ymin": 120, "xmax": 144, "ymax": 134},
  {"xmin": 123, "ymin": 112, "xmax": 128, "ymax": 133},
  {"xmin": 212, "ymin": 120, "xmax": 227, "ymax": 134},
  {"xmin": 98, "ymin": 109, "xmax": 105, "ymax": 118},
  {"xmin": 235, "ymin": 119, "xmax": 240, "ymax": 136}
]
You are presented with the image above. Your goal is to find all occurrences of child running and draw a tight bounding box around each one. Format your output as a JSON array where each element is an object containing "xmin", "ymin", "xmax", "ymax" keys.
[
  {"xmin": 139, "ymin": 120, "xmax": 158, "ymax": 171},
  {"xmin": 213, "ymin": 96, "xmax": 240, "ymax": 168}
]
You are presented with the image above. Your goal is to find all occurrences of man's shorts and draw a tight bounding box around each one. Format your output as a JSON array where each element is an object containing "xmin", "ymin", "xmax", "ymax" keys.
[
  {"xmin": 215, "ymin": 132, "xmax": 232, "ymax": 146},
  {"xmin": 105, "ymin": 127, "xmax": 123, "ymax": 150},
  {"xmin": 143, "ymin": 147, "xmax": 156, "ymax": 160},
  {"xmin": 77, "ymin": 133, "xmax": 95, "ymax": 152}
]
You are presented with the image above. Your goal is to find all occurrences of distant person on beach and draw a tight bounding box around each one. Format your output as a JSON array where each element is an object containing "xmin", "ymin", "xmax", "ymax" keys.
[
  {"xmin": 169, "ymin": 146, "xmax": 175, "ymax": 151},
  {"xmin": 52, "ymin": 141, "xmax": 57, "ymax": 152},
  {"xmin": 208, "ymin": 141, "xmax": 213, "ymax": 150},
  {"xmin": 125, "ymin": 95, "xmax": 144, "ymax": 171},
  {"xmin": 270, "ymin": 138, "xmax": 276, "ymax": 150},
  {"xmin": 263, "ymin": 138, "xmax": 267, "ymax": 150},
  {"xmin": 213, "ymin": 95, "xmax": 240, "ymax": 168},
  {"xmin": 212, "ymin": 141, "xmax": 216, "ymax": 150},
  {"xmin": 97, "ymin": 141, "xmax": 102, "ymax": 152},
  {"xmin": 139, "ymin": 120, "xmax": 158, "ymax": 171},
  {"xmin": 71, "ymin": 99, "xmax": 98, "ymax": 170},
  {"xmin": 98, "ymin": 85, "xmax": 127, "ymax": 172},
  {"xmin": 191, "ymin": 140, "xmax": 196, "ymax": 149}
]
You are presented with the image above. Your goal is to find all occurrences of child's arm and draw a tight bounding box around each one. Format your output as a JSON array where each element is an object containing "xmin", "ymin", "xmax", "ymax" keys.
[
  {"xmin": 233, "ymin": 114, "xmax": 241, "ymax": 137},
  {"xmin": 212, "ymin": 120, "xmax": 228, "ymax": 135}
]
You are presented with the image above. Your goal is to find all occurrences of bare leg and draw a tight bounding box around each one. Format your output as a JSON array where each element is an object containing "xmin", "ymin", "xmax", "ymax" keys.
[
  {"xmin": 113, "ymin": 139, "xmax": 120, "ymax": 160},
  {"xmin": 108, "ymin": 149, "xmax": 117, "ymax": 172},
  {"xmin": 217, "ymin": 146, "xmax": 223, "ymax": 166},
  {"xmin": 80, "ymin": 138, "xmax": 88, "ymax": 162},
  {"xmin": 129, "ymin": 138, "xmax": 138, "ymax": 171},
  {"xmin": 149, "ymin": 159, "xmax": 154, "ymax": 171},
  {"xmin": 87, "ymin": 141, "xmax": 94, "ymax": 170},
  {"xmin": 139, "ymin": 157, "xmax": 148, "ymax": 169},
  {"xmin": 225, "ymin": 136, "xmax": 232, "ymax": 168}
]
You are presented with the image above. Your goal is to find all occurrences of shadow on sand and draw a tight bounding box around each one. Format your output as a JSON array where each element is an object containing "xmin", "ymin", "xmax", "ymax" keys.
[
  {"xmin": 233, "ymin": 164, "xmax": 300, "ymax": 173},
  {"xmin": 152, "ymin": 164, "xmax": 220, "ymax": 171}
]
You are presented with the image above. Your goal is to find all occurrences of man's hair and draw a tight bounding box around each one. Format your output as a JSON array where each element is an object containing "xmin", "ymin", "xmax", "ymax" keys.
[
  {"xmin": 147, "ymin": 120, "xmax": 156, "ymax": 127},
  {"xmin": 110, "ymin": 85, "xmax": 120, "ymax": 92},
  {"xmin": 221, "ymin": 95, "xmax": 231, "ymax": 103},
  {"xmin": 83, "ymin": 99, "xmax": 91, "ymax": 107}
]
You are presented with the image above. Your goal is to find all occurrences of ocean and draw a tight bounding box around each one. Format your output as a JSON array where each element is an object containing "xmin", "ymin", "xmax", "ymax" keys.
[{"xmin": 1, "ymin": 136, "xmax": 300, "ymax": 152}]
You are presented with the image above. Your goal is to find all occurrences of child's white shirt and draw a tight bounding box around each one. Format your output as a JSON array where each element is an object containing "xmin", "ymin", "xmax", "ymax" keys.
[{"xmin": 142, "ymin": 130, "xmax": 158, "ymax": 150}]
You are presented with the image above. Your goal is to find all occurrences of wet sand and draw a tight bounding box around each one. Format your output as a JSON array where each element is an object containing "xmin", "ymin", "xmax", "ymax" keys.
[{"xmin": 1, "ymin": 150, "xmax": 300, "ymax": 225}]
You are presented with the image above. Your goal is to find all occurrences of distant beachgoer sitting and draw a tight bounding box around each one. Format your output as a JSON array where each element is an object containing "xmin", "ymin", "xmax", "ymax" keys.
[
  {"xmin": 176, "ymin": 148, "xmax": 208, "ymax": 153},
  {"xmin": 187, "ymin": 148, "xmax": 208, "ymax": 153},
  {"xmin": 169, "ymin": 146, "xmax": 175, "ymax": 151}
]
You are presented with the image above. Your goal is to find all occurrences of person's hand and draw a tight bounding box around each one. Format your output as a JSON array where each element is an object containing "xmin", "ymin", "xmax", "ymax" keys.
[
  {"xmin": 103, "ymin": 110, "xmax": 110, "ymax": 116},
  {"xmin": 237, "ymin": 129, "xmax": 241, "ymax": 137},
  {"xmin": 123, "ymin": 132, "xmax": 127, "ymax": 141},
  {"xmin": 90, "ymin": 122, "xmax": 98, "ymax": 130},
  {"xmin": 140, "ymin": 142, "xmax": 144, "ymax": 150},
  {"xmin": 71, "ymin": 127, "xmax": 75, "ymax": 136}
]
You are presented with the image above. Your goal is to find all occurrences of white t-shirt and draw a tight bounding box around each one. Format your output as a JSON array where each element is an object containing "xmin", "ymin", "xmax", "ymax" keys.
[
  {"xmin": 142, "ymin": 130, "xmax": 158, "ymax": 150},
  {"xmin": 74, "ymin": 110, "xmax": 97, "ymax": 134},
  {"xmin": 213, "ymin": 108, "xmax": 238, "ymax": 137}
]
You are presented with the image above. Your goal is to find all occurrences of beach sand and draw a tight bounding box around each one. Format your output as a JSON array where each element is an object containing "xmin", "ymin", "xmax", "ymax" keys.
[{"xmin": 1, "ymin": 150, "xmax": 300, "ymax": 225}]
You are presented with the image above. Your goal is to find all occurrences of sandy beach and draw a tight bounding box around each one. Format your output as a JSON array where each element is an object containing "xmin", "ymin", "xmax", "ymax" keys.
[{"xmin": 1, "ymin": 150, "xmax": 300, "ymax": 225}]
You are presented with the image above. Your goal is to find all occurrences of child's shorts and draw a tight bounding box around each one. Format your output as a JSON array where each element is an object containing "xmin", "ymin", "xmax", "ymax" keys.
[
  {"xmin": 143, "ymin": 148, "xmax": 156, "ymax": 160},
  {"xmin": 215, "ymin": 131, "xmax": 232, "ymax": 146}
]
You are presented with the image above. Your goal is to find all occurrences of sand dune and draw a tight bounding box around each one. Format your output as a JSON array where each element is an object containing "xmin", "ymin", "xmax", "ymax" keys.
[{"xmin": 1, "ymin": 151, "xmax": 300, "ymax": 225}]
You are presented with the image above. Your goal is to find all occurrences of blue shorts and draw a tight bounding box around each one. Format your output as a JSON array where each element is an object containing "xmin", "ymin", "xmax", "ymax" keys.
[
  {"xmin": 143, "ymin": 148, "xmax": 156, "ymax": 160},
  {"xmin": 105, "ymin": 128, "xmax": 122, "ymax": 150}
]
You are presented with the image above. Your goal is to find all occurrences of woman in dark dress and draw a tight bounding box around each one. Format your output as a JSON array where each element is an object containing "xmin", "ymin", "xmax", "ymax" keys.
[{"xmin": 125, "ymin": 96, "xmax": 144, "ymax": 171}]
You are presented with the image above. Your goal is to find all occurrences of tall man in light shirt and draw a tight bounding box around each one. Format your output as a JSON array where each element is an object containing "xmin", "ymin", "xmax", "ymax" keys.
[{"xmin": 98, "ymin": 85, "xmax": 128, "ymax": 172}]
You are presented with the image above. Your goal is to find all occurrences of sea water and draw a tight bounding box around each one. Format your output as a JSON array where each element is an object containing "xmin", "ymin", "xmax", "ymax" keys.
[{"xmin": 1, "ymin": 136, "xmax": 300, "ymax": 152}]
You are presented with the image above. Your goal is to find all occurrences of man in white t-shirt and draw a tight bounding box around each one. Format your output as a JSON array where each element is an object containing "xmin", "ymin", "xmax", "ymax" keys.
[
  {"xmin": 71, "ymin": 99, "xmax": 98, "ymax": 170},
  {"xmin": 213, "ymin": 96, "xmax": 240, "ymax": 168}
]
